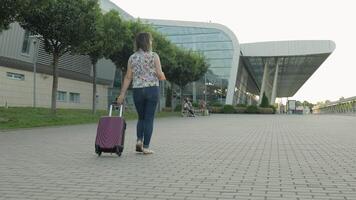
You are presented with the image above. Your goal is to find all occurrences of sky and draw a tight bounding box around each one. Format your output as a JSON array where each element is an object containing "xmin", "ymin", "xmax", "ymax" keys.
[{"xmin": 112, "ymin": 0, "xmax": 355, "ymax": 104}]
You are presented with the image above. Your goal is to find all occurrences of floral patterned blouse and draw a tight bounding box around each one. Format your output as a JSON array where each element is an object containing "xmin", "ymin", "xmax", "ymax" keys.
[{"xmin": 129, "ymin": 50, "xmax": 159, "ymax": 88}]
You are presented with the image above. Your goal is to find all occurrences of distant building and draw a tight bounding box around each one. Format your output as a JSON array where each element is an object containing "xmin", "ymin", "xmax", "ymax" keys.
[
  {"xmin": 0, "ymin": 0, "xmax": 335, "ymax": 109},
  {"xmin": 313, "ymin": 96, "xmax": 356, "ymax": 114}
]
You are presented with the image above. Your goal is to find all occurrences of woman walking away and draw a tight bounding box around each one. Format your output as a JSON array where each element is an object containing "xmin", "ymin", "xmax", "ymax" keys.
[{"xmin": 117, "ymin": 32, "xmax": 166, "ymax": 155}]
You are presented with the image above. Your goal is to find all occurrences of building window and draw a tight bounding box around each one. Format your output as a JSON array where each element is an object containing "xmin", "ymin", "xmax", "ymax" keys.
[
  {"xmin": 7, "ymin": 72, "xmax": 25, "ymax": 81},
  {"xmin": 57, "ymin": 91, "xmax": 67, "ymax": 102},
  {"xmin": 21, "ymin": 30, "xmax": 31, "ymax": 54},
  {"xmin": 69, "ymin": 92, "xmax": 80, "ymax": 103}
]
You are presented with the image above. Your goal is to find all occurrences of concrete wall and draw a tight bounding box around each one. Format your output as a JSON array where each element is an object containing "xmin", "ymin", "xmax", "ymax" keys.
[
  {"xmin": 0, "ymin": 66, "xmax": 109, "ymax": 110},
  {"xmin": 0, "ymin": 23, "xmax": 33, "ymax": 63}
]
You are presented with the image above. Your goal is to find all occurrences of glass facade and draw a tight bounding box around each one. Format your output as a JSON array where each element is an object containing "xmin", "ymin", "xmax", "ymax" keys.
[
  {"xmin": 234, "ymin": 59, "xmax": 259, "ymax": 105},
  {"xmin": 153, "ymin": 25, "xmax": 235, "ymax": 105}
]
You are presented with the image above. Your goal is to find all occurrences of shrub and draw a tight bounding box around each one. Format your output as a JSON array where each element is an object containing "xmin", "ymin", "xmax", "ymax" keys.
[
  {"xmin": 245, "ymin": 105, "xmax": 259, "ymax": 114},
  {"xmin": 174, "ymin": 104, "xmax": 182, "ymax": 112},
  {"xmin": 222, "ymin": 105, "xmax": 235, "ymax": 114},
  {"xmin": 268, "ymin": 105, "xmax": 276, "ymax": 113},
  {"xmin": 210, "ymin": 106, "xmax": 223, "ymax": 113},
  {"xmin": 235, "ymin": 107, "xmax": 247, "ymax": 113},
  {"xmin": 192, "ymin": 102, "xmax": 199, "ymax": 108},
  {"xmin": 236, "ymin": 104, "xmax": 247, "ymax": 107},
  {"xmin": 210, "ymin": 102, "xmax": 223, "ymax": 107},
  {"xmin": 260, "ymin": 92, "xmax": 269, "ymax": 108}
]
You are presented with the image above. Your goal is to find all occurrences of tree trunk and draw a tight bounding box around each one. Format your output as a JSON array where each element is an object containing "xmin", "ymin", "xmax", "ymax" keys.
[
  {"xmin": 171, "ymin": 84, "xmax": 174, "ymax": 111},
  {"xmin": 51, "ymin": 54, "xmax": 59, "ymax": 114},
  {"xmin": 92, "ymin": 61, "xmax": 97, "ymax": 114}
]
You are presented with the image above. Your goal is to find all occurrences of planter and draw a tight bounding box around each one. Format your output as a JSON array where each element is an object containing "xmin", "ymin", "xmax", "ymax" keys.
[
  {"xmin": 235, "ymin": 107, "xmax": 247, "ymax": 113},
  {"xmin": 210, "ymin": 106, "xmax": 223, "ymax": 113},
  {"xmin": 258, "ymin": 107, "xmax": 274, "ymax": 114}
]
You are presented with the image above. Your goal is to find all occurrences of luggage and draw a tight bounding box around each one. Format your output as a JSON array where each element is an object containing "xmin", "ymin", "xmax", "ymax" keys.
[{"xmin": 95, "ymin": 103, "xmax": 126, "ymax": 157}]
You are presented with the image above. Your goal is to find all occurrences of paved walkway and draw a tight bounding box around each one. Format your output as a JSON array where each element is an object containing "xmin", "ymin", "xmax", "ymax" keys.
[{"xmin": 0, "ymin": 114, "xmax": 356, "ymax": 200}]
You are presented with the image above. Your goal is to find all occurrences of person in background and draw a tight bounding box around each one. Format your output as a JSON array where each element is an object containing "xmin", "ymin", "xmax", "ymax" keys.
[
  {"xmin": 183, "ymin": 98, "xmax": 195, "ymax": 117},
  {"xmin": 199, "ymin": 99, "xmax": 206, "ymax": 112}
]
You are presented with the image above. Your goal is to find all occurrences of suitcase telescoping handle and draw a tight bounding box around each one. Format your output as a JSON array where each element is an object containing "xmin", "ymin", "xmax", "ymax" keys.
[{"xmin": 109, "ymin": 101, "xmax": 123, "ymax": 117}]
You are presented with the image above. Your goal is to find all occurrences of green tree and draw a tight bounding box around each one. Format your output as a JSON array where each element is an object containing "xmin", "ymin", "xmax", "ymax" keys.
[
  {"xmin": 260, "ymin": 92, "xmax": 269, "ymax": 107},
  {"xmin": 151, "ymin": 31, "xmax": 178, "ymax": 108},
  {"xmin": 152, "ymin": 31, "xmax": 177, "ymax": 72},
  {"xmin": 18, "ymin": 0, "xmax": 100, "ymax": 114},
  {"xmin": 302, "ymin": 100, "xmax": 314, "ymax": 111},
  {"xmin": 77, "ymin": 10, "xmax": 129, "ymax": 114},
  {"xmin": 0, "ymin": 0, "xmax": 28, "ymax": 32},
  {"xmin": 74, "ymin": 8, "xmax": 102, "ymax": 114},
  {"xmin": 166, "ymin": 49, "xmax": 209, "ymax": 109},
  {"xmin": 108, "ymin": 19, "xmax": 150, "ymax": 74},
  {"xmin": 109, "ymin": 19, "xmax": 177, "ymax": 76},
  {"xmin": 108, "ymin": 19, "xmax": 179, "ymax": 109},
  {"xmin": 296, "ymin": 101, "xmax": 302, "ymax": 107}
]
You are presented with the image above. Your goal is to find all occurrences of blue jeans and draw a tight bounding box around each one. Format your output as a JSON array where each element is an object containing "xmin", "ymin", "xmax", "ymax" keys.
[{"xmin": 133, "ymin": 86, "xmax": 159, "ymax": 148}]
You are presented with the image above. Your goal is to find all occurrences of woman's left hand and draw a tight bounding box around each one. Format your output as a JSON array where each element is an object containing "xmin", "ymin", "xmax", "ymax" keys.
[{"xmin": 117, "ymin": 94, "xmax": 125, "ymax": 105}]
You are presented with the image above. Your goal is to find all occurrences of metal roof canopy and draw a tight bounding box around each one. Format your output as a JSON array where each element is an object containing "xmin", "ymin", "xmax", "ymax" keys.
[{"xmin": 240, "ymin": 40, "xmax": 335, "ymax": 97}]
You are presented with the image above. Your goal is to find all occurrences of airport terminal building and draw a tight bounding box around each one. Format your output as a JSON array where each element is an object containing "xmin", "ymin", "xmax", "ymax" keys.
[{"xmin": 0, "ymin": 0, "xmax": 335, "ymax": 109}]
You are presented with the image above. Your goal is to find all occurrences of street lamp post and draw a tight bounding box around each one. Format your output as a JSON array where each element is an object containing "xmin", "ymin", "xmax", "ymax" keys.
[
  {"xmin": 204, "ymin": 74, "xmax": 207, "ymax": 103},
  {"xmin": 30, "ymin": 35, "xmax": 40, "ymax": 108},
  {"xmin": 220, "ymin": 79, "xmax": 223, "ymax": 104}
]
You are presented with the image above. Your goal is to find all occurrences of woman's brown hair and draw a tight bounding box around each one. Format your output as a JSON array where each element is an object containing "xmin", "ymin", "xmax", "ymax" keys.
[{"xmin": 135, "ymin": 32, "xmax": 152, "ymax": 52}]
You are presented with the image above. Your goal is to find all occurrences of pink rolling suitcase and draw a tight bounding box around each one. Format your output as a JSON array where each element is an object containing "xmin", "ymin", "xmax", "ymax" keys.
[{"xmin": 95, "ymin": 103, "xmax": 126, "ymax": 157}]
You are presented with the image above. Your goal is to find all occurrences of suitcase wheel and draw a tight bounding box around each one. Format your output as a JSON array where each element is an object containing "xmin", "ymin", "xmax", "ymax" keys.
[
  {"xmin": 95, "ymin": 145, "xmax": 102, "ymax": 156},
  {"xmin": 116, "ymin": 146, "xmax": 123, "ymax": 157}
]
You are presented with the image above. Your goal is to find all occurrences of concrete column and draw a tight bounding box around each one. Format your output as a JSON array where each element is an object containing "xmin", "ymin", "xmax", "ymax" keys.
[
  {"xmin": 271, "ymin": 62, "xmax": 279, "ymax": 105},
  {"xmin": 192, "ymin": 82, "xmax": 196, "ymax": 103},
  {"xmin": 236, "ymin": 90, "xmax": 240, "ymax": 104},
  {"xmin": 259, "ymin": 60, "xmax": 269, "ymax": 104}
]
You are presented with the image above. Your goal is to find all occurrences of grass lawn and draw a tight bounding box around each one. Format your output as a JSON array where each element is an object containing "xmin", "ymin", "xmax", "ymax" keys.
[{"xmin": 0, "ymin": 107, "xmax": 180, "ymax": 130}]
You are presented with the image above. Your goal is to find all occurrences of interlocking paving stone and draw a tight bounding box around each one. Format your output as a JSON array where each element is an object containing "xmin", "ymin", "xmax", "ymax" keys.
[{"xmin": 0, "ymin": 114, "xmax": 356, "ymax": 200}]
